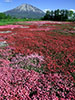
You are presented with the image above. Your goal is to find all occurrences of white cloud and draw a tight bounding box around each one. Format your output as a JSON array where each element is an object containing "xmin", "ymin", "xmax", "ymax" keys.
[
  {"xmin": 43, "ymin": 9, "xmax": 51, "ymax": 13},
  {"xmin": 5, "ymin": 0, "xmax": 12, "ymax": 2},
  {"xmin": 70, "ymin": 9, "xmax": 75, "ymax": 12}
]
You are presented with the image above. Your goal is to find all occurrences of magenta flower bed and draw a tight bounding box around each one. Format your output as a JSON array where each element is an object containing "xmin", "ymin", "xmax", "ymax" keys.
[
  {"xmin": 0, "ymin": 25, "xmax": 21, "ymax": 29},
  {"xmin": 0, "ymin": 67, "xmax": 75, "ymax": 100},
  {"xmin": 0, "ymin": 21, "xmax": 75, "ymax": 99}
]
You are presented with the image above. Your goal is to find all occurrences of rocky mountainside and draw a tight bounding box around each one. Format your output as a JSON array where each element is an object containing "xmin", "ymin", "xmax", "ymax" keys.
[{"xmin": 4, "ymin": 4, "xmax": 45, "ymax": 19}]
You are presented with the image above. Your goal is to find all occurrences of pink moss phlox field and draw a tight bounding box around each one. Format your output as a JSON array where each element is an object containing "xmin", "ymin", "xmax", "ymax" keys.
[
  {"xmin": 0, "ymin": 47, "xmax": 44, "ymax": 72},
  {"xmin": 25, "ymin": 21, "xmax": 71, "ymax": 25},
  {"xmin": 0, "ymin": 59, "xmax": 10, "ymax": 67},
  {"xmin": 0, "ymin": 67, "xmax": 75, "ymax": 100},
  {"xmin": 0, "ymin": 25, "xmax": 21, "ymax": 29},
  {"xmin": 0, "ymin": 21, "xmax": 75, "ymax": 99},
  {"xmin": 10, "ymin": 53, "xmax": 45, "ymax": 72},
  {"xmin": 4, "ymin": 22, "xmax": 75, "ymax": 76}
]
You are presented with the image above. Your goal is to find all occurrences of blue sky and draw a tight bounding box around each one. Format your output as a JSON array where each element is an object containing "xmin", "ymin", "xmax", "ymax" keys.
[{"xmin": 0, "ymin": 0, "xmax": 75, "ymax": 12}]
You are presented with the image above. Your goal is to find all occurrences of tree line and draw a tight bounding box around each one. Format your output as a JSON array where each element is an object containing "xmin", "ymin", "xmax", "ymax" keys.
[
  {"xmin": 0, "ymin": 13, "xmax": 12, "ymax": 19},
  {"xmin": 0, "ymin": 13, "xmax": 18, "ymax": 19},
  {"xmin": 42, "ymin": 9, "xmax": 75, "ymax": 21}
]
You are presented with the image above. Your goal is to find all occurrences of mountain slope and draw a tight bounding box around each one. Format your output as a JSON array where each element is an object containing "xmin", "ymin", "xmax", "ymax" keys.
[{"xmin": 4, "ymin": 4, "xmax": 45, "ymax": 19}]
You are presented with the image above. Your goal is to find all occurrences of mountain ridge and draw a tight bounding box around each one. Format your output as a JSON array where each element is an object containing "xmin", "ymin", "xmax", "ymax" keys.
[{"xmin": 4, "ymin": 4, "xmax": 45, "ymax": 19}]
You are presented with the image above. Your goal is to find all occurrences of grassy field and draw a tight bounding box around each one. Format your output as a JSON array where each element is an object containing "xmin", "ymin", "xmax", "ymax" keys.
[{"xmin": 0, "ymin": 18, "xmax": 41, "ymax": 25}]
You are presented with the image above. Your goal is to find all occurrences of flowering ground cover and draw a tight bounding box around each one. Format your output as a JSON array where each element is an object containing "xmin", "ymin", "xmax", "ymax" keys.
[{"xmin": 0, "ymin": 21, "xmax": 75, "ymax": 99}]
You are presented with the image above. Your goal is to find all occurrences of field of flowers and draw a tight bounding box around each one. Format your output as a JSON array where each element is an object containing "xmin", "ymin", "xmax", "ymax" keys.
[{"xmin": 0, "ymin": 21, "xmax": 75, "ymax": 100}]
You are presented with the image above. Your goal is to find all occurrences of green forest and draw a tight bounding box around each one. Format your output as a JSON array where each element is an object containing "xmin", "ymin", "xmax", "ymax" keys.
[{"xmin": 42, "ymin": 9, "xmax": 75, "ymax": 21}]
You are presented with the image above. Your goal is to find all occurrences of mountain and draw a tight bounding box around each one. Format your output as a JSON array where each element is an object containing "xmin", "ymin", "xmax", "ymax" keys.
[{"xmin": 4, "ymin": 4, "xmax": 45, "ymax": 19}]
